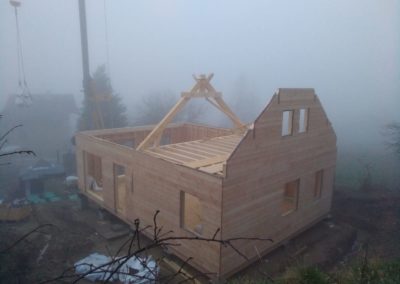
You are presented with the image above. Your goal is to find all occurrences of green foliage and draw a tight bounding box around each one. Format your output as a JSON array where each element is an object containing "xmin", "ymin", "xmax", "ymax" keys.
[
  {"xmin": 229, "ymin": 277, "xmax": 272, "ymax": 284},
  {"xmin": 295, "ymin": 267, "xmax": 331, "ymax": 284},
  {"xmin": 339, "ymin": 259, "xmax": 400, "ymax": 284},
  {"xmin": 78, "ymin": 65, "xmax": 127, "ymax": 130},
  {"xmin": 280, "ymin": 266, "xmax": 332, "ymax": 284},
  {"xmin": 228, "ymin": 259, "xmax": 400, "ymax": 284}
]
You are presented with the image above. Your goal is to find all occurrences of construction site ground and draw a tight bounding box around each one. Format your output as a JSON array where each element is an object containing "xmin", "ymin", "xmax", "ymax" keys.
[{"xmin": 0, "ymin": 182, "xmax": 399, "ymax": 283}]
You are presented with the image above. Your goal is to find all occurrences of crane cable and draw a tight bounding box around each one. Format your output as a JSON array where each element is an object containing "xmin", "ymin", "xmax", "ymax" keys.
[
  {"xmin": 103, "ymin": 0, "xmax": 114, "ymax": 128},
  {"xmin": 11, "ymin": 0, "xmax": 32, "ymax": 106},
  {"xmin": 103, "ymin": 0, "xmax": 111, "ymax": 86}
]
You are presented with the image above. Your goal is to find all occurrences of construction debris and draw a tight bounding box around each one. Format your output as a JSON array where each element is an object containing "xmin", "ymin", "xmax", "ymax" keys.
[{"xmin": 74, "ymin": 253, "xmax": 158, "ymax": 283}]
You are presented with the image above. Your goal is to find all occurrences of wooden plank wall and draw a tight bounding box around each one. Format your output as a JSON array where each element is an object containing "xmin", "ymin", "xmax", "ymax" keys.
[
  {"xmin": 182, "ymin": 123, "xmax": 233, "ymax": 141},
  {"xmin": 88, "ymin": 123, "xmax": 232, "ymax": 148},
  {"xmin": 220, "ymin": 89, "xmax": 337, "ymax": 276},
  {"xmin": 75, "ymin": 132, "xmax": 224, "ymax": 274}
]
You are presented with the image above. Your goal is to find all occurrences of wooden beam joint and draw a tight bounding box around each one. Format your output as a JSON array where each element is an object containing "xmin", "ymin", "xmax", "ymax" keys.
[{"xmin": 136, "ymin": 74, "xmax": 247, "ymax": 151}]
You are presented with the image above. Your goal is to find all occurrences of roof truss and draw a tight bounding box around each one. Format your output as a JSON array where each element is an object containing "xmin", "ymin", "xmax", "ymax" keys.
[{"xmin": 136, "ymin": 74, "xmax": 247, "ymax": 150}]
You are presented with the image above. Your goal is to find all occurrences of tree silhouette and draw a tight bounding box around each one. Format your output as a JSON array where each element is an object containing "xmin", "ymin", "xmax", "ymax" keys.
[
  {"xmin": 0, "ymin": 115, "xmax": 35, "ymax": 160},
  {"xmin": 133, "ymin": 91, "xmax": 204, "ymax": 126},
  {"xmin": 384, "ymin": 122, "xmax": 400, "ymax": 158},
  {"xmin": 78, "ymin": 65, "xmax": 128, "ymax": 131}
]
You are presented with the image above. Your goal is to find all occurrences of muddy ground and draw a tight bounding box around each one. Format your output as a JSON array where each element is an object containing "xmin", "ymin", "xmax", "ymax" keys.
[{"xmin": 0, "ymin": 185, "xmax": 399, "ymax": 283}]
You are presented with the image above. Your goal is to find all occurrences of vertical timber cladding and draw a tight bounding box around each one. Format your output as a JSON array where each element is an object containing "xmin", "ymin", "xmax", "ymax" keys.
[
  {"xmin": 75, "ymin": 131, "xmax": 224, "ymax": 274},
  {"xmin": 128, "ymin": 150, "xmax": 224, "ymax": 274},
  {"xmin": 75, "ymin": 87, "xmax": 337, "ymax": 278},
  {"xmin": 76, "ymin": 133, "xmax": 134, "ymax": 213},
  {"xmin": 92, "ymin": 123, "xmax": 232, "ymax": 147},
  {"xmin": 220, "ymin": 89, "xmax": 337, "ymax": 276}
]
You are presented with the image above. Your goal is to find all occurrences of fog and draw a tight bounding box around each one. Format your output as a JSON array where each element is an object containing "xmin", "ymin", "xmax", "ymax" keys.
[
  {"xmin": 1, "ymin": 0, "xmax": 399, "ymax": 182},
  {"xmin": 1, "ymin": 2, "xmax": 400, "ymax": 281}
]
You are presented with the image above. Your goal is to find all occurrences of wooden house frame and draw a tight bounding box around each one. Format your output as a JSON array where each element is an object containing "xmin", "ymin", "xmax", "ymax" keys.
[{"xmin": 75, "ymin": 74, "xmax": 337, "ymax": 277}]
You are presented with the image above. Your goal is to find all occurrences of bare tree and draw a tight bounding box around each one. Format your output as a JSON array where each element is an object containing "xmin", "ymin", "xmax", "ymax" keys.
[
  {"xmin": 0, "ymin": 115, "xmax": 35, "ymax": 161},
  {"xmin": 36, "ymin": 210, "xmax": 273, "ymax": 283},
  {"xmin": 133, "ymin": 92, "xmax": 204, "ymax": 126},
  {"xmin": 384, "ymin": 122, "xmax": 400, "ymax": 158}
]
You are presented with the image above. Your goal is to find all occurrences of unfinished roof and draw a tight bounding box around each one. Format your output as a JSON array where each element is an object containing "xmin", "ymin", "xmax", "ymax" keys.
[
  {"xmin": 144, "ymin": 133, "xmax": 244, "ymax": 176},
  {"xmin": 136, "ymin": 74, "xmax": 247, "ymax": 151},
  {"xmin": 78, "ymin": 76, "xmax": 330, "ymax": 179},
  {"xmin": 135, "ymin": 74, "xmax": 249, "ymax": 176}
]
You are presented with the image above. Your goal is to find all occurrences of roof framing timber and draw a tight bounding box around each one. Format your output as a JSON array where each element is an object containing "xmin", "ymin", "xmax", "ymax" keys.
[
  {"xmin": 144, "ymin": 133, "xmax": 244, "ymax": 175},
  {"xmin": 136, "ymin": 74, "xmax": 247, "ymax": 151}
]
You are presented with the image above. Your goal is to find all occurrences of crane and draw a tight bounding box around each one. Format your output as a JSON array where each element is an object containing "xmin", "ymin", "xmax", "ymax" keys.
[{"xmin": 78, "ymin": 0, "xmax": 110, "ymax": 130}]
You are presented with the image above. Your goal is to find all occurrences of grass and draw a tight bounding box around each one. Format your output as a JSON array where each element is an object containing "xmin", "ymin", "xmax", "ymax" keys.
[
  {"xmin": 228, "ymin": 259, "xmax": 400, "ymax": 284},
  {"xmin": 281, "ymin": 266, "xmax": 332, "ymax": 284},
  {"xmin": 338, "ymin": 258, "xmax": 400, "ymax": 284}
]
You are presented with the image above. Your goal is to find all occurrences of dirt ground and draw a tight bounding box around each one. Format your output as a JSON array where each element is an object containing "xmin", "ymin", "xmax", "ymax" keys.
[
  {"xmin": 230, "ymin": 185, "xmax": 400, "ymax": 281},
  {"xmin": 0, "ymin": 184, "xmax": 181, "ymax": 283},
  {"xmin": 0, "ymin": 184, "xmax": 399, "ymax": 283},
  {"xmin": 332, "ymin": 187, "xmax": 400, "ymax": 260}
]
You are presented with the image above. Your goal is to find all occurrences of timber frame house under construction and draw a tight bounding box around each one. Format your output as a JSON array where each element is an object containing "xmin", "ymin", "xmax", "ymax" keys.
[{"xmin": 75, "ymin": 74, "xmax": 337, "ymax": 277}]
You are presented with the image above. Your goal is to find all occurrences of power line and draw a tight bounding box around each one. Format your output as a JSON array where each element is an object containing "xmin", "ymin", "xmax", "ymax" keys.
[{"xmin": 103, "ymin": 0, "xmax": 112, "ymax": 86}]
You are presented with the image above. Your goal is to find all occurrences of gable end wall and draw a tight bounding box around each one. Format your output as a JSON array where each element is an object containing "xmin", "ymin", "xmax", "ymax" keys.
[{"xmin": 220, "ymin": 88, "xmax": 337, "ymax": 276}]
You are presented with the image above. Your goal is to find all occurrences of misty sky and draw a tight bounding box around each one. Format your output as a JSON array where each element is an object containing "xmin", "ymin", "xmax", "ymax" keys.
[{"xmin": 1, "ymin": 0, "xmax": 399, "ymax": 150}]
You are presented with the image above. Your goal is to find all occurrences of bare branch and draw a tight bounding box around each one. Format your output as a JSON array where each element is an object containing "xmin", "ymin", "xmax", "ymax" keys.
[
  {"xmin": 0, "ymin": 124, "xmax": 22, "ymax": 142},
  {"xmin": 0, "ymin": 149, "xmax": 36, "ymax": 157},
  {"xmin": 38, "ymin": 211, "xmax": 273, "ymax": 283},
  {"xmin": 0, "ymin": 224, "xmax": 56, "ymax": 254}
]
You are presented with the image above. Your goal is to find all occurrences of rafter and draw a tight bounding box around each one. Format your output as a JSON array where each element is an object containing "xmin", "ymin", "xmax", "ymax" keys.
[{"xmin": 136, "ymin": 74, "xmax": 247, "ymax": 151}]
